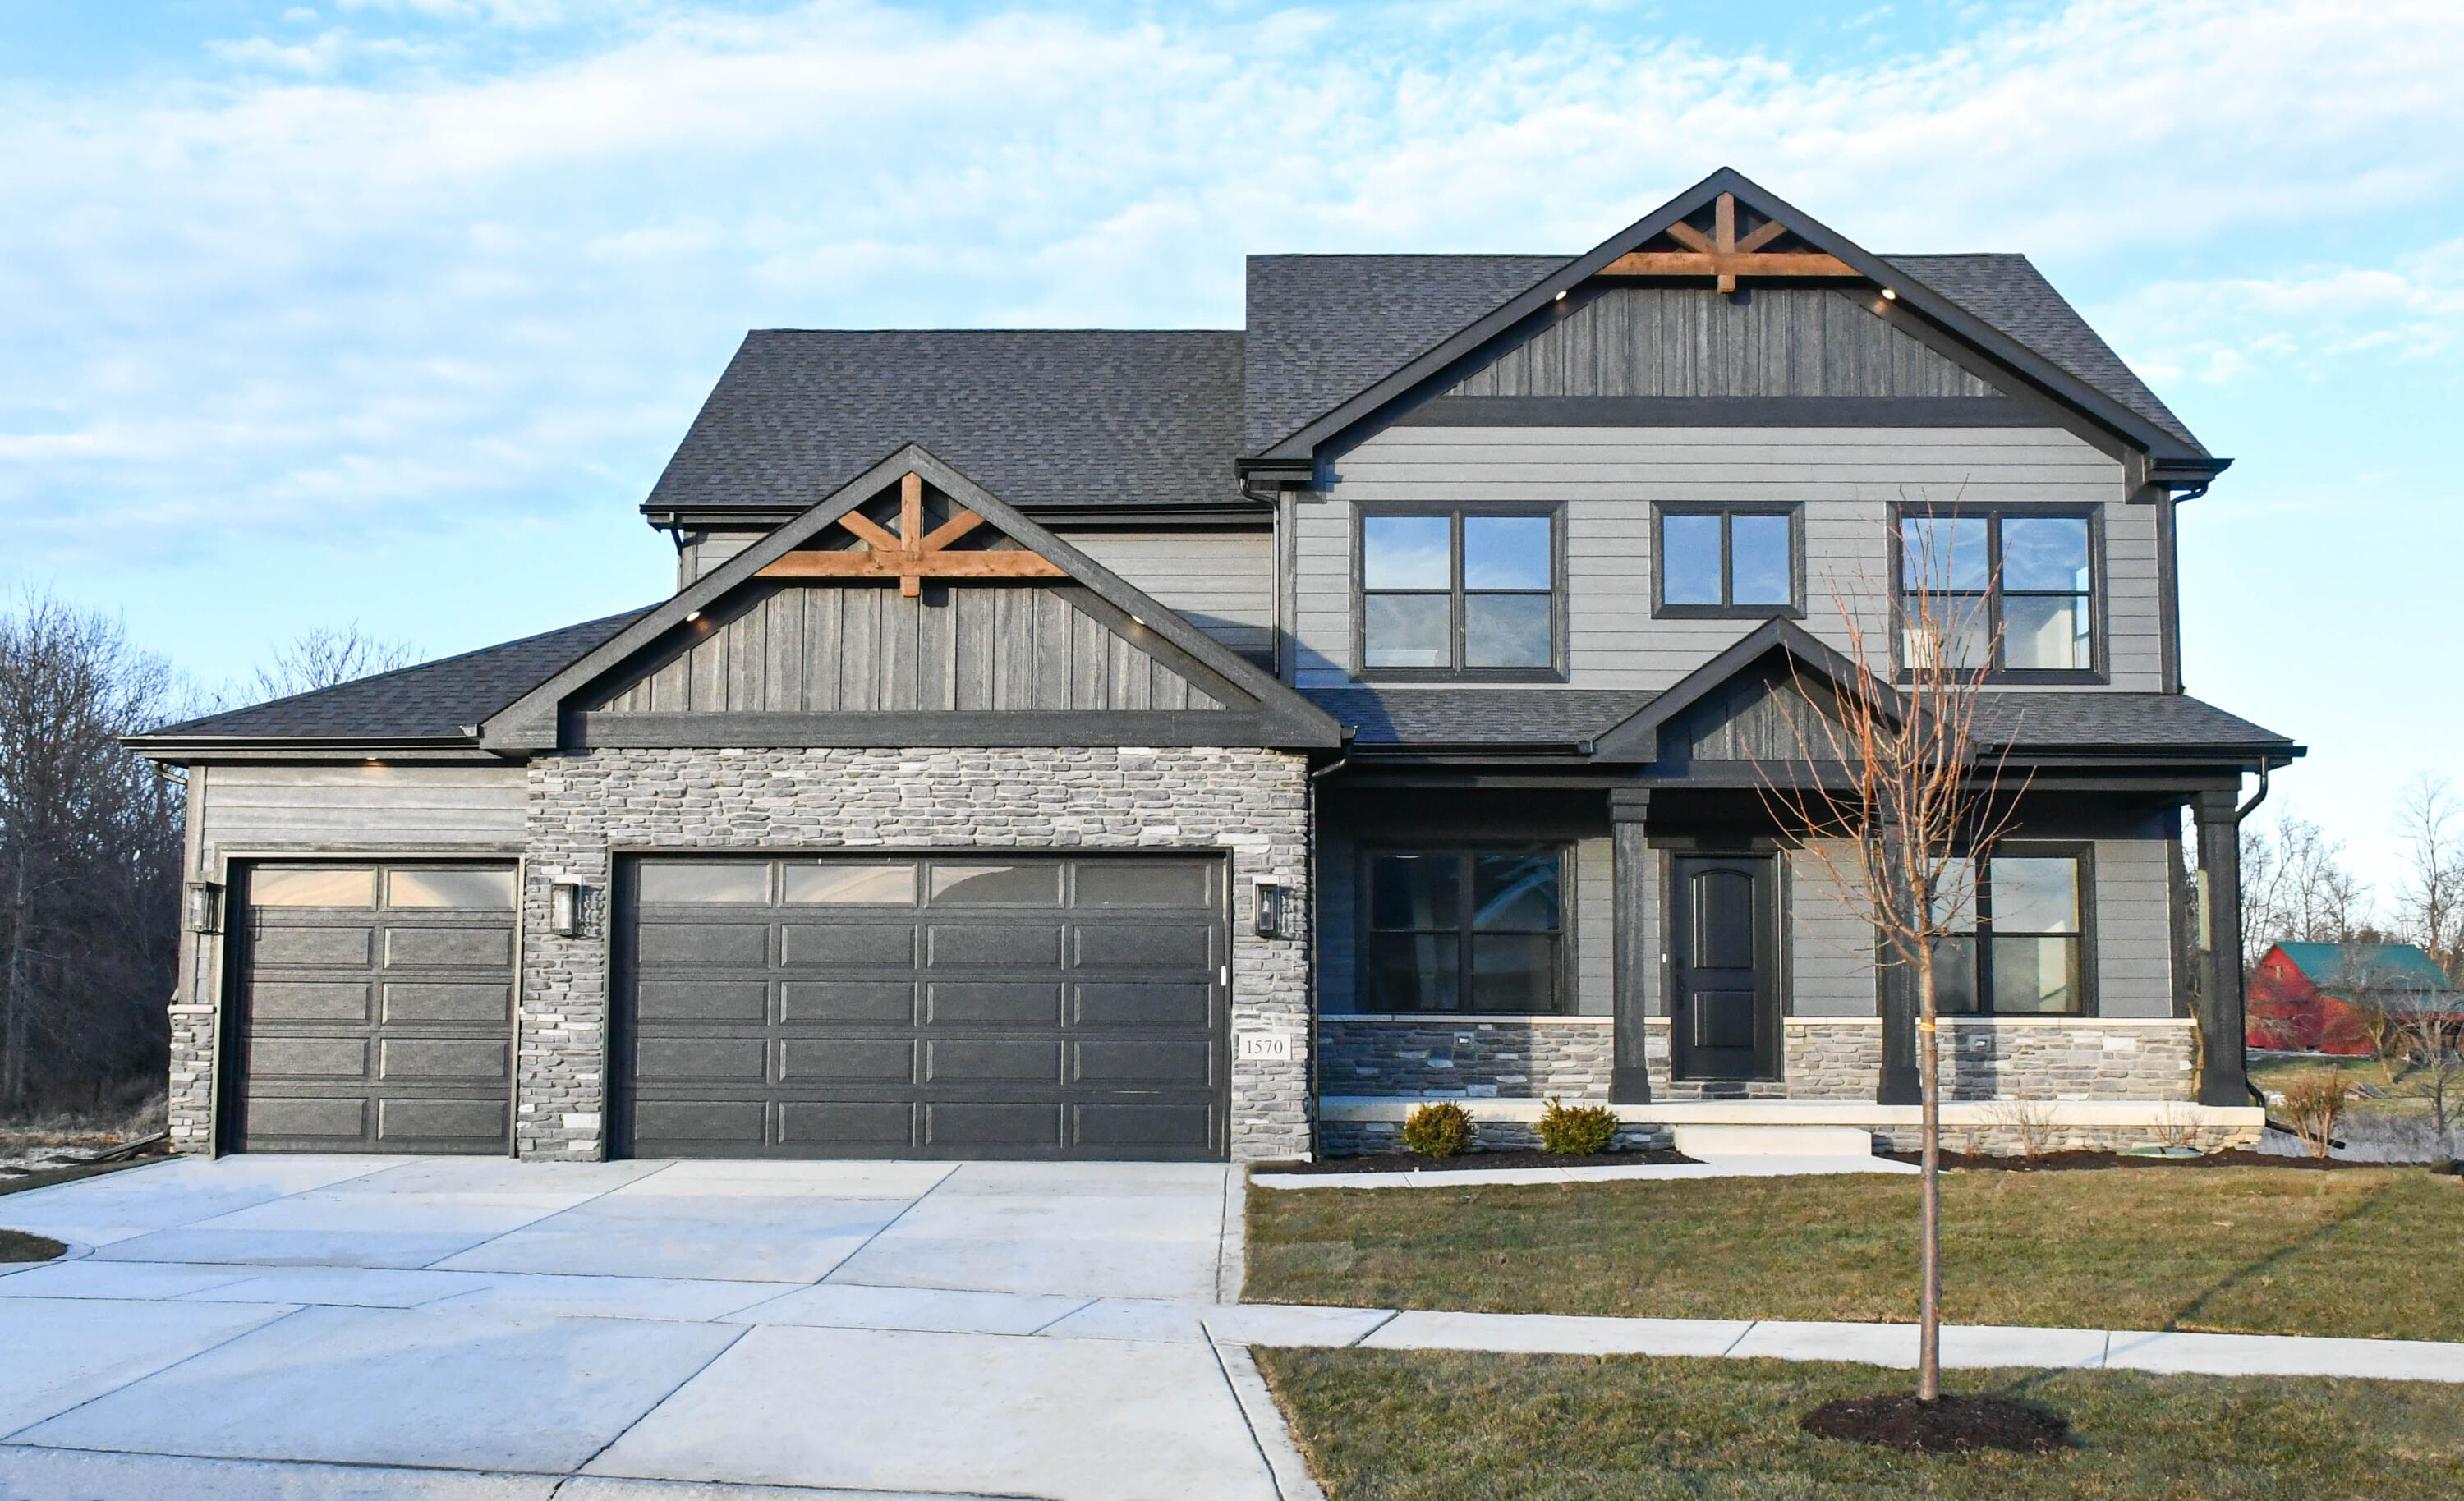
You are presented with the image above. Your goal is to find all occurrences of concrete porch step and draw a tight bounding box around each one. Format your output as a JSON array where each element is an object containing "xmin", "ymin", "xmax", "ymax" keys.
[{"xmin": 1671, "ymin": 1125, "xmax": 1876, "ymax": 1158}]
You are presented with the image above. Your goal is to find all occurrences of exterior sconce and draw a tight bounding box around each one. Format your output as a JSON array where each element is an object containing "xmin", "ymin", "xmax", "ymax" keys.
[
  {"xmin": 1251, "ymin": 877, "xmax": 1289, "ymax": 939},
  {"xmin": 184, "ymin": 881, "xmax": 223, "ymax": 934},
  {"xmin": 549, "ymin": 878, "xmax": 584, "ymax": 938}
]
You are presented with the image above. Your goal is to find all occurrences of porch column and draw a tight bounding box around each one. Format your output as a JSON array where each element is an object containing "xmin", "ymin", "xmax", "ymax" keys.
[
  {"xmin": 1611, "ymin": 787, "xmax": 1653, "ymax": 1103},
  {"xmin": 2195, "ymin": 787, "xmax": 2251, "ymax": 1108}
]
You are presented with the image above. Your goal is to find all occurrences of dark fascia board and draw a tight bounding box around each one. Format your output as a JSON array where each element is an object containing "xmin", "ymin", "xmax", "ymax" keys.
[
  {"xmin": 1251, "ymin": 166, "xmax": 2214, "ymax": 470},
  {"xmin": 646, "ymin": 500, "xmax": 1270, "ymax": 532},
  {"xmin": 122, "ymin": 736, "xmax": 503, "ymax": 766},
  {"xmin": 490, "ymin": 442, "xmax": 1342, "ymax": 752},
  {"xmin": 1591, "ymin": 617, "xmax": 1892, "ymax": 764}
]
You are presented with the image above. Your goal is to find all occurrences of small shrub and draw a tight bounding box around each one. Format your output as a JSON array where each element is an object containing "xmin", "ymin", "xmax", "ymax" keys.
[
  {"xmin": 1400, "ymin": 1101, "xmax": 1473, "ymax": 1159},
  {"xmin": 1536, "ymin": 1097, "xmax": 1620, "ymax": 1156},
  {"xmin": 2280, "ymin": 1071, "xmax": 2352, "ymax": 1159}
]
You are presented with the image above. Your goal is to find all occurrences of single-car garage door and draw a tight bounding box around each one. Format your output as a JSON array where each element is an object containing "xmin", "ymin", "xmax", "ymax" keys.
[
  {"xmin": 614, "ymin": 855, "xmax": 1228, "ymax": 1160},
  {"xmin": 225, "ymin": 862, "xmax": 517, "ymax": 1153}
]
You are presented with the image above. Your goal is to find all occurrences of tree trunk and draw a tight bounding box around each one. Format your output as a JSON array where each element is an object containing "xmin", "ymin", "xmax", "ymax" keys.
[
  {"xmin": 1917, "ymin": 953, "xmax": 1942, "ymax": 1403},
  {"xmin": 3, "ymin": 847, "xmax": 30, "ymax": 1113}
]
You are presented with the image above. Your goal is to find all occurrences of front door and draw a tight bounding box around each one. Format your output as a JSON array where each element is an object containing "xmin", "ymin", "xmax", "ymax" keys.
[{"xmin": 1670, "ymin": 854, "xmax": 1781, "ymax": 1081}]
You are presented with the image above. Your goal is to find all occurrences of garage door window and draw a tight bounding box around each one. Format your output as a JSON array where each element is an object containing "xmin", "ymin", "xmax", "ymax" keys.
[
  {"xmin": 251, "ymin": 868, "xmax": 375, "ymax": 908},
  {"xmin": 638, "ymin": 862, "xmax": 772, "ymax": 903},
  {"xmin": 784, "ymin": 862, "xmax": 917, "ymax": 906},
  {"xmin": 929, "ymin": 863, "xmax": 1063, "ymax": 905},
  {"xmin": 1075, "ymin": 862, "xmax": 1210, "ymax": 907},
  {"xmin": 386, "ymin": 869, "xmax": 516, "ymax": 908}
]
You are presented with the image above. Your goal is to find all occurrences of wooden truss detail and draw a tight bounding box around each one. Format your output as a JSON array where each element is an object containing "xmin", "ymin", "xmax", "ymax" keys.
[
  {"xmin": 756, "ymin": 471, "xmax": 1067, "ymax": 597},
  {"xmin": 1599, "ymin": 193, "xmax": 1856, "ymax": 293}
]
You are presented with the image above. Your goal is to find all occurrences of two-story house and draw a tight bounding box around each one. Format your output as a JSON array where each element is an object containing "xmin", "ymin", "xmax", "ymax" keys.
[{"xmin": 133, "ymin": 169, "xmax": 2293, "ymax": 1162}]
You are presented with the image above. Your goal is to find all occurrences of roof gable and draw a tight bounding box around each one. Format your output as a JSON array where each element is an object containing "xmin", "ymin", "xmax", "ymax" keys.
[
  {"xmin": 488, "ymin": 443, "xmax": 1343, "ymax": 751},
  {"xmin": 1593, "ymin": 618, "xmax": 1886, "ymax": 766}
]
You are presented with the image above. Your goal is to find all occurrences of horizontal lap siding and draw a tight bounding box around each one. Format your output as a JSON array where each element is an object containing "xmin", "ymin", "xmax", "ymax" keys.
[
  {"xmin": 1057, "ymin": 531, "xmax": 1275, "ymax": 658},
  {"xmin": 1298, "ymin": 426, "xmax": 2144, "ymax": 690},
  {"xmin": 199, "ymin": 766, "xmax": 526, "ymax": 856},
  {"xmin": 2094, "ymin": 839, "xmax": 2176, "ymax": 1019}
]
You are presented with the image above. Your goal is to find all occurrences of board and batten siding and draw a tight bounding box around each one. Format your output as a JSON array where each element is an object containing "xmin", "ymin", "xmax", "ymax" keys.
[
  {"xmin": 195, "ymin": 764, "xmax": 527, "ymax": 865},
  {"xmin": 590, "ymin": 582, "xmax": 1225, "ymax": 716},
  {"xmin": 1055, "ymin": 530, "xmax": 1274, "ymax": 660},
  {"xmin": 1293, "ymin": 425, "xmax": 2147, "ymax": 691}
]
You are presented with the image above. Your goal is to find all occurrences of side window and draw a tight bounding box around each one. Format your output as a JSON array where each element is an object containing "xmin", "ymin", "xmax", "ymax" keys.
[
  {"xmin": 1361, "ymin": 848, "xmax": 1565, "ymax": 1013},
  {"xmin": 1899, "ymin": 508, "xmax": 2098, "ymax": 677},
  {"xmin": 1360, "ymin": 509, "xmax": 1558, "ymax": 677},
  {"xmin": 1654, "ymin": 507, "xmax": 1801, "ymax": 617},
  {"xmin": 1928, "ymin": 850, "xmax": 2092, "ymax": 1014}
]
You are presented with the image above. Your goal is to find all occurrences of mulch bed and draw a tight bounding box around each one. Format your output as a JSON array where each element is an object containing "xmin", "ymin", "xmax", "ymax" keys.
[
  {"xmin": 1881, "ymin": 1148, "xmax": 2388, "ymax": 1173},
  {"xmin": 0, "ymin": 1228, "xmax": 67, "ymax": 1263},
  {"xmin": 1800, "ymin": 1393, "xmax": 2070, "ymax": 1455},
  {"xmin": 1254, "ymin": 1149, "xmax": 1699, "ymax": 1176}
]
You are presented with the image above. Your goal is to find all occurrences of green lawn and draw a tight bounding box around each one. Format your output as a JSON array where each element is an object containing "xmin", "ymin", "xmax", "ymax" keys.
[
  {"xmin": 1246, "ymin": 1166, "xmax": 2464, "ymax": 1341},
  {"xmin": 1256, "ymin": 1349, "xmax": 2464, "ymax": 1500}
]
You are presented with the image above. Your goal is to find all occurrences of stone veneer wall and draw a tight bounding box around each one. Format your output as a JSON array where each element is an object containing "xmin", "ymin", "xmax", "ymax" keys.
[
  {"xmin": 521, "ymin": 746, "xmax": 1313, "ymax": 1163},
  {"xmin": 1315, "ymin": 1019, "xmax": 1612, "ymax": 1099}
]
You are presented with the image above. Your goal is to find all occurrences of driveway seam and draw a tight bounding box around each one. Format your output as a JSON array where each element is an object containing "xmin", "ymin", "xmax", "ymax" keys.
[
  {"xmin": 1202, "ymin": 1337, "xmax": 1293, "ymax": 1501},
  {"xmin": 0, "ymin": 1301, "xmax": 311, "ymax": 1444},
  {"xmin": 411, "ymin": 1159, "xmax": 684, "ymax": 1271},
  {"xmin": 562, "ymin": 1322, "xmax": 755, "ymax": 1482},
  {"xmin": 812, "ymin": 1164, "xmax": 962, "ymax": 1286}
]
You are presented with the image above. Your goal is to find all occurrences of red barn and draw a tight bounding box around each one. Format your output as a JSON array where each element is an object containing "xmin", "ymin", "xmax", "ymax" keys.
[{"xmin": 2247, "ymin": 942, "xmax": 2459, "ymax": 1054}]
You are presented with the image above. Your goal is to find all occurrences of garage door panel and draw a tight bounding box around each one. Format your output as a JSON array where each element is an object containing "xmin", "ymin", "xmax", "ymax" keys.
[
  {"xmin": 637, "ymin": 924, "xmax": 770, "ymax": 965},
  {"xmin": 779, "ymin": 1102, "xmax": 915, "ymax": 1146},
  {"xmin": 1074, "ymin": 1040, "xmax": 1211, "ymax": 1086},
  {"xmin": 383, "ymin": 983, "xmax": 509, "ymax": 1025},
  {"xmin": 927, "ymin": 925, "xmax": 1062, "ymax": 967},
  {"xmin": 251, "ymin": 983, "xmax": 372, "ymax": 1023},
  {"xmin": 1074, "ymin": 983, "xmax": 1209, "ymax": 1027},
  {"xmin": 1073, "ymin": 925, "xmax": 1212, "ymax": 970},
  {"xmin": 926, "ymin": 983, "xmax": 1062, "ymax": 1026},
  {"xmin": 379, "ymin": 1039, "xmax": 509, "ymax": 1082},
  {"xmin": 251, "ymin": 1037, "xmax": 370, "ymax": 1080},
  {"xmin": 927, "ymin": 1040, "xmax": 1061, "ymax": 1084},
  {"xmin": 619, "ymin": 855, "xmax": 1225, "ymax": 1161},
  {"xmin": 637, "ymin": 980, "xmax": 770, "ymax": 1023},
  {"xmin": 252, "ymin": 927, "xmax": 373, "ymax": 966},
  {"xmin": 386, "ymin": 926, "xmax": 513, "ymax": 969},
  {"xmin": 783, "ymin": 925, "xmax": 915, "ymax": 966},
  {"xmin": 779, "ymin": 1039, "xmax": 916, "ymax": 1082},
  {"xmin": 779, "ymin": 982, "xmax": 914, "ymax": 1023},
  {"xmin": 232, "ymin": 862, "xmax": 516, "ymax": 1155},
  {"xmin": 379, "ymin": 1099, "xmax": 506, "ymax": 1143},
  {"xmin": 636, "ymin": 1037, "xmax": 770, "ymax": 1081}
]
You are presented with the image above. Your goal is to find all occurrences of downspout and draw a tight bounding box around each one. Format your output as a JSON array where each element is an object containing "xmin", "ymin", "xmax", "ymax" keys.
[{"xmin": 2232, "ymin": 761, "xmax": 2302, "ymax": 1126}]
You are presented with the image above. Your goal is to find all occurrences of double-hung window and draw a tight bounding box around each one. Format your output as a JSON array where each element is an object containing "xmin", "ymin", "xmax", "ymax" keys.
[
  {"xmin": 1360, "ymin": 508, "xmax": 1557, "ymax": 677},
  {"xmin": 1362, "ymin": 848, "xmax": 1565, "ymax": 1012},
  {"xmin": 1899, "ymin": 508, "xmax": 2099, "ymax": 677},
  {"xmin": 1928, "ymin": 849, "xmax": 2092, "ymax": 1014},
  {"xmin": 1656, "ymin": 506, "xmax": 1800, "ymax": 617}
]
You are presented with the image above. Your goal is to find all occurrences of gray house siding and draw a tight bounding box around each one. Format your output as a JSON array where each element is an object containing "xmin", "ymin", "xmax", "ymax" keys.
[
  {"xmin": 2094, "ymin": 838, "xmax": 2177, "ymax": 1020},
  {"xmin": 1055, "ymin": 529, "xmax": 1274, "ymax": 661},
  {"xmin": 1293, "ymin": 425, "xmax": 2145, "ymax": 691},
  {"xmin": 193, "ymin": 764, "xmax": 527, "ymax": 855}
]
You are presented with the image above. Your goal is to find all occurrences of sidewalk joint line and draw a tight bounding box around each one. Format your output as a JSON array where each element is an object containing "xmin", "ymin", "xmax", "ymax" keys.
[
  {"xmin": 1345, "ymin": 1310, "xmax": 1400, "ymax": 1347},
  {"xmin": 1721, "ymin": 1321, "xmax": 1758, "ymax": 1357}
]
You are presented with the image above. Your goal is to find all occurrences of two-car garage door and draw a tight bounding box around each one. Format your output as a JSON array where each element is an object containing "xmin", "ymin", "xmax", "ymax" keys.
[{"xmin": 614, "ymin": 855, "xmax": 1230, "ymax": 1160}]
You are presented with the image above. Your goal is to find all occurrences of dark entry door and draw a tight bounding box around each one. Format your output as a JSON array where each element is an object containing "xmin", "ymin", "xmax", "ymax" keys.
[
  {"xmin": 614, "ymin": 854, "xmax": 1229, "ymax": 1161},
  {"xmin": 1669, "ymin": 855, "xmax": 1781, "ymax": 1081},
  {"xmin": 227, "ymin": 862, "xmax": 518, "ymax": 1153}
]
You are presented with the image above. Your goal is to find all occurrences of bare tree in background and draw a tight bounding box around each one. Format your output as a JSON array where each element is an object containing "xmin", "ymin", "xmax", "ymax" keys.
[
  {"xmin": 2396, "ymin": 776, "xmax": 2464, "ymax": 982},
  {"xmin": 249, "ymin": 624, "xmax": 421, "ymax": 701},
  {"xmin": 2240, "ymin": 814, "xmax": 2375, "ymax": 967},
  {"xmin": 1756, "ymin": 514, "xmax": 2022, "ymax": 1407},
  {"xmin": 0, "ymin": 594, "xmax": 185, "ymax": 1117}
]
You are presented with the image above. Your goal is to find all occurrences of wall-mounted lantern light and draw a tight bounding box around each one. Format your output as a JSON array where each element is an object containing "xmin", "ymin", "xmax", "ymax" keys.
[
  {"xmin": 549, "ymin": 878, "xmax": 585, "ymax": 938},
  {"xmin": 184, "ymin": 881, "xmax": 223, "ymax": 934},
  {"xmin": 1251, "ymin": 877, "xmax": 1288, "ymax": 939}
]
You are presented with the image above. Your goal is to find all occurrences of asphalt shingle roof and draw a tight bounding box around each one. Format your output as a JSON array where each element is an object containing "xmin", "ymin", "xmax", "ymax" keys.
[
  {"xmin": 140, "ymin": 611, "xmax": 649, "ymax": 741},
  {"xmin": 644, "ymin": 330, "xmax": 1246, "ymax": 518}
]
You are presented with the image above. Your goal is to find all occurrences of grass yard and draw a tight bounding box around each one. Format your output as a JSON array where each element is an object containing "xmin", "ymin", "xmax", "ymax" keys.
[
  {"xmin": 1246, "ymin": 1166, "xmax": 2464, "ymax": 1341},
  {"xmin": 1256, "ymin": 1348, "xmax": 2464, "ymax": 1500}
]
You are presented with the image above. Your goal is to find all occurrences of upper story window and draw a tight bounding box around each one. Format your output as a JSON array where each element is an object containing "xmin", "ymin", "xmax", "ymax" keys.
[
  {"xmin": 1655, "ymin": 506, "xmax": 1801, "ymax": 617},
  {"xmin": 1899, "ymin": 508, "xmax": 2099, "ymax": 678},
  {"xmin": 1359, "ymin": 507, "xmax": 1558, "ymax": 678},
  {"xmin": 1929, "ymin": 849, "xmax": 2093, "ymax": 1015},
  {"xmin": 1361, "ymin": 847, "xmax": 1565, "ymax": 1013}
]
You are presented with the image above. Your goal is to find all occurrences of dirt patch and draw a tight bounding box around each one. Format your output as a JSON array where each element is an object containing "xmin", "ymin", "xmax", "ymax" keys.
[
  {"xmin": 0, "ymin": 1228, "xmax": 67, "ymax": 1263},
  {"xmin": 1254, "ymin": 1148, "xmax": 1699, "ymax": 1176},
  {"xmin": 1800, "ymin": 1392, "xmax": 2070, "ymax": 1455}
]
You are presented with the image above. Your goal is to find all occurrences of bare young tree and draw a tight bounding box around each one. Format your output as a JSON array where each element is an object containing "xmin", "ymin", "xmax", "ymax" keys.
[
  {"xmin": 250, "ymin": 624, "xmax": 421, "ymax": 701},
  {"xmin": 1757, "ymin": 515, "xmax": 2021, "ymax": 1406},
  {"xmin": 0, "ymin": 594, "xmax": 185, "ymax": 1117},
  {"xmin": 2396, "ymin": 776, "xmax": 2464, "ymax": 981},
  {"xmin": 2388, "ymin": 1009, "xmax": 2463, "ymax": 1153}
]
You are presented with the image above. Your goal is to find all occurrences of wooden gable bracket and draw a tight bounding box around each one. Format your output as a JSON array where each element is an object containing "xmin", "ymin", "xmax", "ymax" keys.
[
  {"xmin": 755, "ymin": 471, "xmax": 1067, "ymax": 598},
  {"xmin": 1598, "ymin": 192, "xmax": 1858, "ymax": 294}
]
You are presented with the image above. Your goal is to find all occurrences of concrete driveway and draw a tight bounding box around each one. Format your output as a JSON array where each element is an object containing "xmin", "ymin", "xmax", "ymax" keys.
[{"xmin": 0, "ymin": 1155, "xmax": 1353, "ymax": 1500}]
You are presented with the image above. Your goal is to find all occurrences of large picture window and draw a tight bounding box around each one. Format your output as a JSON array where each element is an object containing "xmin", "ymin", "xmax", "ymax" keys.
[
  {"xmin": 1899, "ymin": 508, "xmax": 2098, "ymax": 677},
  {"xmin": 1360, "ymin": 508, "xmax": 1557, "ymax": 677},
  {"xmin": 1928, "ymin": 849, "xmax": 2092, "ymax": 1014},
  {"xmin": 1362, "ymin": 848, "xmax": 1565, "ymax": 1012},
  {"xmin": 1656, "ymin": 506, "xmax": 1800, "ymax": 617}
]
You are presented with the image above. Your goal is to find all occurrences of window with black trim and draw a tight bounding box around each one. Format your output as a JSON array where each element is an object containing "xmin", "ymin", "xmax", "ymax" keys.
[
  {"xmin": 1655, "ymin": 506, "xmax": 1800, "ymax": 617},
  {"xmin": 1899, "ymin": 508, "xmax": 2098, "ymax": 676},
  {"xmin": 1359, "ymin": 507, "xmax": 1557, "ymax": 676},
  {"xmin": 1361, "ymin": 847, "xmax": 1565, "ymax": 1012},
  {"xmin": 1928, "ymin": 848, "xmax": 2093, "ymax": 1015}
]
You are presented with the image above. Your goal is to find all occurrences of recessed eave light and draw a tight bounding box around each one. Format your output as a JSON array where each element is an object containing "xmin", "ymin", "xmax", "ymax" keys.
[{"xmin": 1880, "ymin": 287, "xmax": 1898, "ymax": 301}]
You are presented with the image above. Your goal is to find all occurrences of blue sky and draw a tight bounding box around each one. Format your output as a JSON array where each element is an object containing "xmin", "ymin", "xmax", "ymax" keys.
[{"xmin": 3, "ymin": 0, "xmax": 2460, "ymax": 893}]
